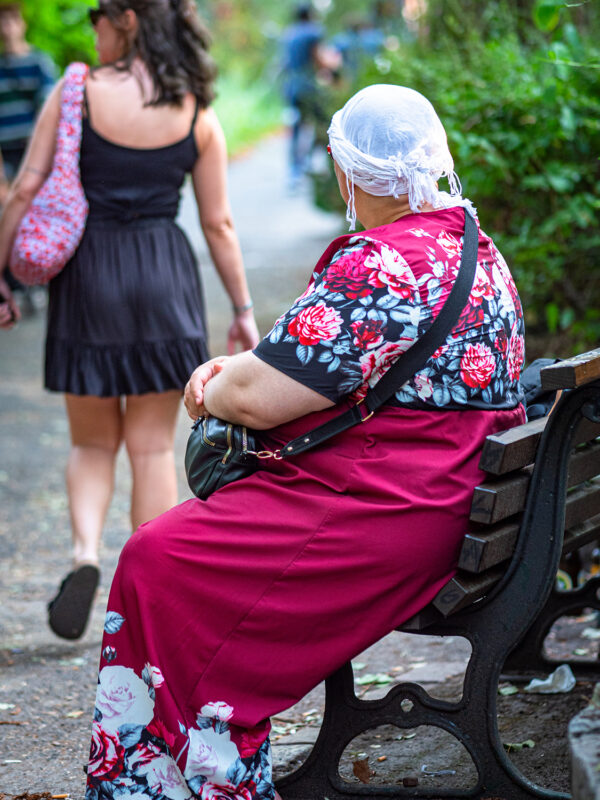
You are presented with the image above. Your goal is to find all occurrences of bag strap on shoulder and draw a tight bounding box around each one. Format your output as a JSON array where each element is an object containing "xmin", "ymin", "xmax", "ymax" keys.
[
  {"xmin": 54, "ymin": 62, "xmax": 89, "ymax": 166},
  {"xmin": 279, "ymin": 208, "xmax": 479, "ymax": 458}
]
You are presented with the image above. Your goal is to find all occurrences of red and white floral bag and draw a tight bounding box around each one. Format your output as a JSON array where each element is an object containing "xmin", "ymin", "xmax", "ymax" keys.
[{"xmin": 9, "ymin": 62, "xmax": 89, "ymax": 285}]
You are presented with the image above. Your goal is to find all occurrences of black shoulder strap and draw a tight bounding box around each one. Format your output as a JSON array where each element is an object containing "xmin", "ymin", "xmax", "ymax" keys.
[
  {"xmin": 190, "ymin": 99, "xmax": 200, "ymax": 130},
  {"xmin": 279, "ymin": 208, "xmax": 479, "ymax": 458},
  {"xmin": 82, "ymin": 86, "xmax": 90, "ymax": 120}
]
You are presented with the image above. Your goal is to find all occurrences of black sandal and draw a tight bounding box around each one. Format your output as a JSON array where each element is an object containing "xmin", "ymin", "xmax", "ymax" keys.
[{"xmin": 48, "ymin": 564, "xmax": 100, "ymax": 640}]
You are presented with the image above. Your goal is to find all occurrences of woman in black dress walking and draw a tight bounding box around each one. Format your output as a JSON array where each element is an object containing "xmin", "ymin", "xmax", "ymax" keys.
[{"xmin": 0, "ymin": 0, "xmax": 259, "ymax": 639}]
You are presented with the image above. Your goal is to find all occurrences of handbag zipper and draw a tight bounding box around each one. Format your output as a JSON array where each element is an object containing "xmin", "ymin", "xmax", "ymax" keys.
[
  {"xmin": 201, "ymin": 418, "xmax": 217, "ymax": 447},
  {"xmin": 222, "ymin": 423, "xmax": 234, "ymax": 465}
]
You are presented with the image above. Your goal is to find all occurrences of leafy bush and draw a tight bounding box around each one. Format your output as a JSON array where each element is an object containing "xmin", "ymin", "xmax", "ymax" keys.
[
  {"xmin": 22, "ymin": 0, "xmax": 96, "ymax": 71},
  {"xmin": 311, "ymin": 19, "xmax": 600, "ymax": 353}
]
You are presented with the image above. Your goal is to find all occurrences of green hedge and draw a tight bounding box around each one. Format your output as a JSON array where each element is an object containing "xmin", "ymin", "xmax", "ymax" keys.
[
  {"xmin": 311, "ymin": 24, "xmax": 600, "ymax": 353},
  {"xmin": 22, "ymin": 0, "xmax": 96, "ymax": 70}
]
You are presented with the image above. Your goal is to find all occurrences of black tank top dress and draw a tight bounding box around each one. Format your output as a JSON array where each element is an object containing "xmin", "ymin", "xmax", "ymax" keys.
[{"xmin": 44, "ymin": 100, "xmax": 210, "ymax": 397}]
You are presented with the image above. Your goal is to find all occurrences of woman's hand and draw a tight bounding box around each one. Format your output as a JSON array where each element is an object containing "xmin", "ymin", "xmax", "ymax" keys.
[
  {"xmin": 184, "ymin": 356, "xmax": 230, "ymax": 420},
  {"xmin": 227, "ymin": 309, "xmax": 260, "ymax": 355},
  {"xmin": 0, "ymin": 273, "xmax": 20, "ymax": 329}
]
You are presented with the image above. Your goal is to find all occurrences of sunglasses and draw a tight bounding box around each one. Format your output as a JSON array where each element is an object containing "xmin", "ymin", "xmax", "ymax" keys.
[{"xmin": 88, "ymin": 7, "xmax": 107, "ymax": 26}]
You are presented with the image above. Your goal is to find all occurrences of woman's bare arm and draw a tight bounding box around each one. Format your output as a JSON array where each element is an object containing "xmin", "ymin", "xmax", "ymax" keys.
[
  {"xmin": 0, "ymin": 79, "xmax": 63, "ymax": 272},
  {"xmin": 184, "ymin": 350, "xmax": 334, "ymax": 429},
  {"xmin": 191, "ymin": 108, "xmax": 259, "ymax": 354}
]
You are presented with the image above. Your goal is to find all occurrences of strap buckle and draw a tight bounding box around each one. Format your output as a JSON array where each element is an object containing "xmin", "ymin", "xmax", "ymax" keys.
[{"xmin": 356, "ymin": 397, "xmax": 375, "ymax": 423}]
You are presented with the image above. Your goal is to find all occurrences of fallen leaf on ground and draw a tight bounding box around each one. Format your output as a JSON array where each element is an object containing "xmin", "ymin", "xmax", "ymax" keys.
[
  {"xmin": 11, "ymin": 794, "xmax": 53, "ymax": 799},
  {"xmin": 65, "ymin": 709, "xmax": 84, "ymax": 718},
  {"xmin": 498, "ymin": 685, "xmax": 519, "ymax": 696},
  {"xmin": 503, "ymin": 739, "xmax": 535, "ymax": 751},
  {"xmin": 355, "ymin": 673, "xmax": 393, "ymax": 686},
  {"xmin": 353, "ymin": 757, "xmax": 374, "ymax": 783}
]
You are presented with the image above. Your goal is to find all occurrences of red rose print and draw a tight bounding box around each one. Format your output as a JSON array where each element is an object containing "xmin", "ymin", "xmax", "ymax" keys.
[
  {"xmin": 494, "ymin": 329, "xmax": 508, "ymax": 358},
  {"xmin": 365, "ymin": 245, "xmax": 416, "ymax": 300},
  {"xmin": 240, "ymin": 721, "xmax": 270, "ymax": 758},
  {"xmin": 368, "ymin": 268, "xmax": 415, "ymax": 299},
  {"xmin": 147, "ymin": 717, "xmax": 176, "ymax": 750},
  {"xmin": 436, "ymin": 230, "xmax": 462, "ymax": 259},
  {"xmin": 88, "ymin": 722, "xmax": 125, "ymax": 781},
  {"xmin": 460, "ymin": 342, "xmax": 496, "ymax": 389},
  {"xmin": 353, "ymin": 339, "xmax": 413, "ymax": 399},
  {"xmin": 288, "ymin": 303, "xmax": 342, "ymax": 346},
  {"xmin": 351, "ymin": 318, "xmax": 385, "ymax": 350},
  {"xmin": 323, "ymin": 248, "xmax": 375, "ymax": 299},
  {"xmin": 507, "ymin": 333, "xmax": 525, "ymax": 382},
  {"xmin": 470, "ymin": 266, "xmax": 495, "ymax": 307},
  {"xmin": 454, "ymin": 303, "xmax": 485, "ymax": 335}
]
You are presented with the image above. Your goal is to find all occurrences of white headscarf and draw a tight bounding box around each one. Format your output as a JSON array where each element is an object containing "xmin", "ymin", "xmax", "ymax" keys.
[{"xmin": 328, "ymin": 83, "xmax": 470, "ymax": 230}]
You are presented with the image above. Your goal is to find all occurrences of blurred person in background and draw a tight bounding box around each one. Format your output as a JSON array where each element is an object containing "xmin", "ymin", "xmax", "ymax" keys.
[
  {"xmin": 0, "ymin": 1, "xmax": 56, "ymax": 180},
  {"xmin": 0, "ymin": 0, "xmax": 57, "ymax": 312},
  {"xmin": 331, "ymin": 12, "xmax": 384, "ymax": 80},
  {"xmin": 0, "ymin": 0, "xmax": 259, "ymax": 641},
  {"xmin": 280, "ymin": 2, "xmax": 340, "ymax": 190}
]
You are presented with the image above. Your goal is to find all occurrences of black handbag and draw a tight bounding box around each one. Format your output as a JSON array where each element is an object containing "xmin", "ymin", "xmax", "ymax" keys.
[
  {"xmin": 185, "ymin": 208, "xmax": 479, "ymax": 501},
  {"xmin": 185, "ymin": 415, "xmax": 262, "ymax": 501}
]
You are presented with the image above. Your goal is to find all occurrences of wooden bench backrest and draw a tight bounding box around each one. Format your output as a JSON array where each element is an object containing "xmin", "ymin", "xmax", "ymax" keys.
[{"xmin": 402, "ymin": 348, "xmax": 600, "ymax": 630}]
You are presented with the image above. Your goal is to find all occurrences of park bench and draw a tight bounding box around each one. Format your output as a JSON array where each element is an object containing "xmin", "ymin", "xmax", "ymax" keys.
[{"xmin": 277, "ymin": 348, "xmax": 600, "ymax": 800}]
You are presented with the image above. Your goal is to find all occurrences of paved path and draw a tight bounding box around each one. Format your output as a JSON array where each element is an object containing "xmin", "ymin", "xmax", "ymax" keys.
[{"xmin": 0, "ymin": 134, "xmax": 470, "ymax": 798}]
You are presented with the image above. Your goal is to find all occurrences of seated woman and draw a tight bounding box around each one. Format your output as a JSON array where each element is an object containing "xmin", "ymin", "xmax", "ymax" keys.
[{"xmin": 85, "ymin": 84, "xmax": 525, "ymax": 800}]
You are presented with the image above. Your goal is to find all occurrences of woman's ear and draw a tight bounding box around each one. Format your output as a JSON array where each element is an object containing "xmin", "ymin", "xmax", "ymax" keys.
[{"xmin": 120, "ymin": 8, "xmax": 139, "ymax": 40}]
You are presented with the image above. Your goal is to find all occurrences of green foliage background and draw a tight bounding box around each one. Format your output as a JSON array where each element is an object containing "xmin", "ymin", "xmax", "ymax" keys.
[{"xmin": 21, "ymin": 0, "xmax": 96, "ymax": 68}]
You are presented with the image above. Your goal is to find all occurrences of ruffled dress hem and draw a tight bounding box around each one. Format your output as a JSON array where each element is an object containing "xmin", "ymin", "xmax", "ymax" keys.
[{"xmin": 44, "ymin": 335, "xmax": 209, "ymax": 396}]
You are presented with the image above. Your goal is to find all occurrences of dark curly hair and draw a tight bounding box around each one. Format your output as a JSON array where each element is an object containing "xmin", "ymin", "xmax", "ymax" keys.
[{"xmin": 97, "ymin": 0, "xmax": 217, "ymax": 108}]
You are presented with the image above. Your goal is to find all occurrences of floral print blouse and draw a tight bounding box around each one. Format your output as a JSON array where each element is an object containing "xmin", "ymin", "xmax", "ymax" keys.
[{"xmin": 254, "ymin": 207, "xmax": 525, "ymax": 411}]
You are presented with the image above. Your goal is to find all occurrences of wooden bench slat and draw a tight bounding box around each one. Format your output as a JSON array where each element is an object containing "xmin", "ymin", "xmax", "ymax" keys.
[
  {"xmin": 432, "ymin": 567, "xmax": 505, "ymax": 616},
  {"xmin": 459, "ymin": 523, "xmax": 519, "ymax": 573},
  {"xmin": 478, "ymin": 417, "xmax": 545, "ymax": 475},
  {"xmin": 470, "ymin": 471, "xmax": 530, "ymax": 525},
  {"xmin": 471, "ymin": 439, "xmax": 600, "ymax": 525},
  {"xmin": 563, "ymin": 513, "xmax": 600, "ymax": 554},
  {"xmin": 565, "ymin": 478, "xmax": 600, "ymax": 529},
  {"xmin": 398, "ymin": 605, "xmax": 443, "ymax": 632},
  {"xmin": 541, "ymin": 348, "xmax": 600, "ymax": 390},
  {"xmin": 408, "ymin": 514, "xmax": 600, "ymax": 630},
  {"xmin": 460, "ymin": 478, "xmax": 600, "ymax": 573},
  {"xmin": 478, "ymin": 415, "xmax": 600, "ymax": 476}
]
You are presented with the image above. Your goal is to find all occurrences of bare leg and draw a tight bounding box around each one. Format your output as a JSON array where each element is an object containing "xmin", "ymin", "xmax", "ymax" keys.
[
  {"xmin": 124, "ymin": 390, "xmax": 181, "ymax": 530},
  {"xmin": 65, "ymin": 394, "xmax": 123, "ymax": 566}
]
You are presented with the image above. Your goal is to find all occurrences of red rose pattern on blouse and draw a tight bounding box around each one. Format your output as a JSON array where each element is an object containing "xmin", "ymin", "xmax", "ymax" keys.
[{"xmin": 255, "ymin": 212, "xmax": 525, "ymax": 411}]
